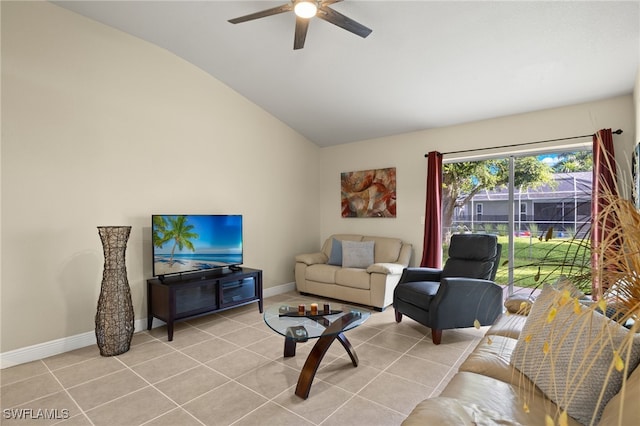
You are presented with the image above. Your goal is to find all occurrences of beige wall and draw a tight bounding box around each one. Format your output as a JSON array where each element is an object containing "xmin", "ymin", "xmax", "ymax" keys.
[
  {"xmin": 319, "ymin": 95, "xmax": 635, "ymax": 265},
  {"xmin": 1, "ymin": 2, "xmax": 320, "ymax": 352},
  {"xmin": 635, "ymin": 68, "xmax": 640, "ymax": 143}
]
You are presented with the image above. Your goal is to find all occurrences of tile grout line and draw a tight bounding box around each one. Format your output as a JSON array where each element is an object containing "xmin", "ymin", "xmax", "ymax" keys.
[
  {"xmin": 2, "ymin": 293, "xmax": 479, "ymax": 425},
  {"xmin": 136, "ymin": 323, "xmax": 306, "ymax": 425},
  {"xmin": 230, "ymin": 304, "xmax": 393, "ymax": 425},
  {"xmin": 316, "ymin": 327, "xmax": 428, "ymax": 424},
  {"xmin": 41, "ymin": 359, "xmax": 95, "ymax": 426},
  {"xmin": 137, "ymin": 298, "xmax": 308, "ymax": 424},
  {"xmin": 108, "ymin": 352, "xmax": 207, "ymax": 426}
]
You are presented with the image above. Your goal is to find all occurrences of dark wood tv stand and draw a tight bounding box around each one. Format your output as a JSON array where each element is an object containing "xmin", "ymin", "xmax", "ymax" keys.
[{"xmin": 146, "ymin": 267, "xmax": 263, "ymax": 341}]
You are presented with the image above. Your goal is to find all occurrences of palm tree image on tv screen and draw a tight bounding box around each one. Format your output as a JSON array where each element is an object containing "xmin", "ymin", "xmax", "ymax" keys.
[{"xmin": 152, "ymin": 215, "xmax": 243, "ymax": 276}]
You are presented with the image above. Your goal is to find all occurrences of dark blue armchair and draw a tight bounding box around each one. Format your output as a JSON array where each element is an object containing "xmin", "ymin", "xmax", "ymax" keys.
[{"xmin": 393, "ymin": 234, "xmax": 503, "ymax": 344}]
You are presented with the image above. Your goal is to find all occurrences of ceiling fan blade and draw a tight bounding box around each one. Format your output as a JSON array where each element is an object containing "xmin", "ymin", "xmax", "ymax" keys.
[
  {"xmin": 320, "ymin": 0, "xmax": 344, "ymax": 5},
  {"xmin": 317, "ymin": 5, "xmax": 372, "ymax": 38},
  {"xmin": 228, "ymin": 4, "xmax": 293, "ymax": 24},
  {"xmin": 294, "ymin": 16, "xmax": 310, "ymax": 50}
]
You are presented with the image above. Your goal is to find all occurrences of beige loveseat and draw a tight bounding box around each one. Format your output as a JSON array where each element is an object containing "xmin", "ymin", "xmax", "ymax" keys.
[
  {"xmin": 402, "ymin": 287, "xmax": 640, "ymax": 426},
  {"xmin": 295, "ymin": 234, "xmax": 412, "ymax": 310}
]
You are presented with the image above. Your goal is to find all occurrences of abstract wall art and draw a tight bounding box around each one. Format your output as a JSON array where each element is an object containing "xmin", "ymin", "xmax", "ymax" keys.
[{"xmin": 341, "ymin": 167, "xmax": 396, "ymax": 218}]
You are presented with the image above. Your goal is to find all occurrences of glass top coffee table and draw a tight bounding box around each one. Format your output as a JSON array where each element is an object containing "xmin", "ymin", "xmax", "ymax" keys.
[{"xmin": 263, "ymin": 302, "xmax": 371, "ymax": 399}]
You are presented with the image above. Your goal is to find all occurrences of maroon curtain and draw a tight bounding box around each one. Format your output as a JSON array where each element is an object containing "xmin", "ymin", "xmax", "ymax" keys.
[
  {"xmin": 591, "ymin": 129, "xmax": 617, "ymax": 297},
  {"xmin": 421, "ymin": 151, "xmax": 443, "ymax": 268}
]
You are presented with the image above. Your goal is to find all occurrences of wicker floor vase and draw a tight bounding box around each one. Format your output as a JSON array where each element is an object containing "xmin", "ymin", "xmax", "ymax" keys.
[{"xmin": 95, "ymin": 226, "xmax": 134, "ymax": 356}]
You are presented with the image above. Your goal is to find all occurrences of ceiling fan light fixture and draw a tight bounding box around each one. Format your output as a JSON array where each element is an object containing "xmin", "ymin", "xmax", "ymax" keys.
[
  {"xmin": 294, "ymin": 1, "xmax": 317, "ymax": 19},
  {"xmin": 228, "ymin": 0, "xmax": 372, "ymax": 50}
]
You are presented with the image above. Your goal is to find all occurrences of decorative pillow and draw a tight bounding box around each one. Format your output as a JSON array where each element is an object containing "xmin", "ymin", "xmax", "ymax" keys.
[
  {"xmin": 550, "ymin": 275, "xmax": 586, "ymax": 299},
  {"xmin": 342, "ymin": 240, "xmax": 375, "ymax": 268},
  {"xmin": 327, "ymin": 238, "xmax": 343, "ymax": 266},
  {"xmin": 504, "ymin": 295, "xmax": 535, "ymax": 315},
  {"xmin": 511, "ymin": 285, "xmax": 640, "ymax": 425}
]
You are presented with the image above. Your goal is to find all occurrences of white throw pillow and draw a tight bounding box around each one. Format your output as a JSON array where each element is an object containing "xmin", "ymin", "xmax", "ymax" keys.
[
  {"xmin": 342, "ymin": 240, "xmax": 375, "ymax": 268},
  {"xmin": 511, "ymin": 285, "xmax": 640, "ymax": 425}
]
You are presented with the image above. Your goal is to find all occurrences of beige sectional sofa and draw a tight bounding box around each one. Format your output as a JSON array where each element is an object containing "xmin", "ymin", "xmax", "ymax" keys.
[
  {"xmin": 402, "ymin": 287, "xmax": 640, "ymax": 426},
  {"xmin": 294, "ymin": 234, "xmax": 412, "ymax": 310}
]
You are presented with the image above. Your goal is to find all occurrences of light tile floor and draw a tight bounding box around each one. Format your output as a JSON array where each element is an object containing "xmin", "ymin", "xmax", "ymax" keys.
[{"xmin": 0, "ymin": 292, "xmax": 487, "ymax": 426}]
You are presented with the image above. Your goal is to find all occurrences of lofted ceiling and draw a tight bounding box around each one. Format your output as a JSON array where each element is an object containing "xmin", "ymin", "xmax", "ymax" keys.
[{"xmin": 52, "ymin": 1, "xmax": 640, "ymax": 147}]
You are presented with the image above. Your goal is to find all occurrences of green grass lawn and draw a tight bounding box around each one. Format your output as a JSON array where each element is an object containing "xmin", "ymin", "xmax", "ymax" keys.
[{"xmin": 444, "ymin": 235, "xmax": 592, "ymax": 293}]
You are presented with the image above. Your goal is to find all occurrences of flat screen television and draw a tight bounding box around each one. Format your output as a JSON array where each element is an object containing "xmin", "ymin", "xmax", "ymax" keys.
[{"xmin": 152, "ymin": 214, "xmax": 243, "ymax": 278}]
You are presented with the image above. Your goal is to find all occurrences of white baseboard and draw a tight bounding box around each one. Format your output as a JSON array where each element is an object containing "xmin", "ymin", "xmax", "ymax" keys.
[
  {"xmin": 0, "ymin": 318, "xmax": 152, "ymax": 369},
  {"xmin": 0, "ymin": 282, "xmax": 297, "ymax": 369},
  {"xmin": 263, "ymin": 281, "xmax": 296, "ymax": 298}
]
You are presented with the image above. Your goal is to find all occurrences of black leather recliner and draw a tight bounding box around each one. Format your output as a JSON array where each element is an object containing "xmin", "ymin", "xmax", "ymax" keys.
[{"xmin": 393, "ymin": 233, "xmax": 503, "ymax": 344}]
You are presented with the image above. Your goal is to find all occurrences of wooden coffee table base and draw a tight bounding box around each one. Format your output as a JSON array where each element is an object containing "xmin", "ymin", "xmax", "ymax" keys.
[{"xmin": 283, "ymin": 312, "xmax": 361, "ymax": 399}]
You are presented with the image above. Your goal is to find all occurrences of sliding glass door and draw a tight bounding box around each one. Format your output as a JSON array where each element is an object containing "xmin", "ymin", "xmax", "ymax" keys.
[{"xmin": 442, "ymin": 150, "xmax": 592, "ymax": 294}]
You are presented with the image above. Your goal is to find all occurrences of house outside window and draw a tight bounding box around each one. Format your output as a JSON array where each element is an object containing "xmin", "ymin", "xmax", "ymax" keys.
[{"xmin": 453, "ymin": 171, "xmax": 591, "ymax": 238}]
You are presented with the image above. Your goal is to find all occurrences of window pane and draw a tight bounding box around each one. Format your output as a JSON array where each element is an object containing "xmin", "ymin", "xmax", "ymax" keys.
[{"xmin": 442, "ymin": 150, "xmax": 592, "ymax": 293}]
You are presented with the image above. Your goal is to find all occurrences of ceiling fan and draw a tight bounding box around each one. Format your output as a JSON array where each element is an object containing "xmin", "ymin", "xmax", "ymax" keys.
[{"xmin": 228, "ymin": 0, "xmax": 372, "ymax": 50}]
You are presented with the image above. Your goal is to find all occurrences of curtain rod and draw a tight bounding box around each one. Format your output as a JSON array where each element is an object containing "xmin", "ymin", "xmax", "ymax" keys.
[{"xmin": 424, "ymin": 129, "xmax": 623, "ymax": 157}]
